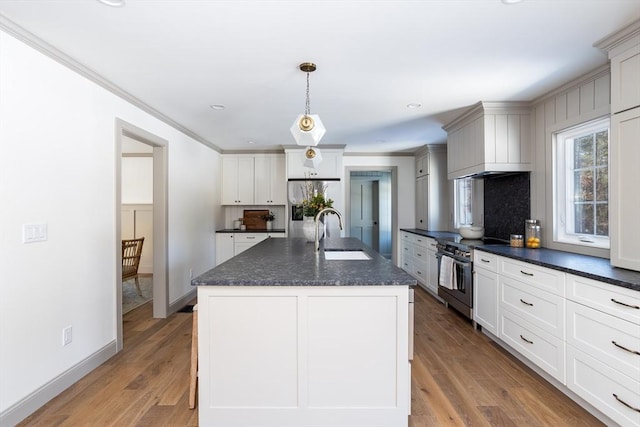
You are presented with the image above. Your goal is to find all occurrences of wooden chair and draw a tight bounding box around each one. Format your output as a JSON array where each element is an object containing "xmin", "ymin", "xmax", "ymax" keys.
[
  {"xmin": 122, "ymin": 237, "xmax": 144, "ymax": 296},
  {"xmin": 189, "ymin": 304, "xmax": 199, "ymax": 409}
]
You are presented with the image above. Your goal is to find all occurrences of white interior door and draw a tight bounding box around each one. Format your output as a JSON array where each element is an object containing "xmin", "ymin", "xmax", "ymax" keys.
[{"xmin": 350, "ymin": 180, "xmax": 379, "ymax": 251}]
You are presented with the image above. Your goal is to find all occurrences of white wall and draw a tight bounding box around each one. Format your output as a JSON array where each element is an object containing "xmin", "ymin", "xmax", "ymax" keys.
[
  {"xmin": 0, "ymin": 29, "xmax": 220, "ymax": 418},
  {"xmin": 343, "ymin": 155, "xmax": 415, "ymax": 263}
]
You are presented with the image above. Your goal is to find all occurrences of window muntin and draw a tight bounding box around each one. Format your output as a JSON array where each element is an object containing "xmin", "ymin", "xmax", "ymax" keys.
[
  {"xmin": 454, "ymin": 177, "xmax": 473, "ymax": 228},
  {"xmin": 554, "ymin": 118, "xmax": 609, "ymax": 248}
]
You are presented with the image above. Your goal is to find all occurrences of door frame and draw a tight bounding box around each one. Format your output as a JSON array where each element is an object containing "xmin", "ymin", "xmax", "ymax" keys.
[
  {"xmin": 344, "ymin": 166, "xmax": 397, "ymax": 263},
  {"xmin": 115, "ymin": 118, "xmax": 168, "ymax": 351}
]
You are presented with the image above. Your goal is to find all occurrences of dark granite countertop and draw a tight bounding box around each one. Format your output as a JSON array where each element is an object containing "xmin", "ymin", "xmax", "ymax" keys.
[
  {"xmin": 401, "ymin": 228, "xmax": 640, "ymax": 292},
  {"xmin": 476, "ymin": 245, "xmax": 640, "ymax": 292},
  {"xmin": 192, "ymin": 237, "xmax": 417, "ymax": 287},
  {"xmin": 216, "ymin": 228, "xmax": 286, "ymax": 233}
]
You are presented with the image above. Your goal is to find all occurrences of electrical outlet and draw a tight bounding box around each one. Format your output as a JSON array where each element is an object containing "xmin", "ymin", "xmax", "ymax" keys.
[{"xmin": 62, "ymin": 326, "xmax": 72, "ymax": 346}]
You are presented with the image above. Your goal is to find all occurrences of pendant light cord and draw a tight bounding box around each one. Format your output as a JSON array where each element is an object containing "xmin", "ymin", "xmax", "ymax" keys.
[{"xmin": 305, "ymin": 72, "xmax": 311, "ymax": 116}]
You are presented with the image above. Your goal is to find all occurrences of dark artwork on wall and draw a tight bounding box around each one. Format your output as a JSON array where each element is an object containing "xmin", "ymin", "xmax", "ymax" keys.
[{"xmin": 483, "ymin": 173, "xmax": 530, "ymax": 240}]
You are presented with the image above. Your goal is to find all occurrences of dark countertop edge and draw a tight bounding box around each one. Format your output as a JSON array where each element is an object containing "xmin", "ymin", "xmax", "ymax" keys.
[
  {"xmin": 216, "ymin": 229, "xmax": 287, "ymax": 233},
  {"xmin": 400, "ymin": 228, "xmax": 459, "ymax": 239},
  {"xmin": 475, "ymin": 246, "xmax": 640, "ymax": 292},
  {"xmin": 194, "ymin": 237, "xmax": 417, "ymax": 287}
]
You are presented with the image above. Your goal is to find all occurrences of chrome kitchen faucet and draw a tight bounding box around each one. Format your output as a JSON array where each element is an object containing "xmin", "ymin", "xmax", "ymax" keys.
[{"xmin": 314, "ymin": 208, "xmax": 343, "ymax": 251}]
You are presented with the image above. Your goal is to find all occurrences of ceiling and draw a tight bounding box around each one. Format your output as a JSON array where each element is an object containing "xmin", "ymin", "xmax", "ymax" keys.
[{"xmin": 1, "ymin": 1, "xmax": 639, "ymax": 154}]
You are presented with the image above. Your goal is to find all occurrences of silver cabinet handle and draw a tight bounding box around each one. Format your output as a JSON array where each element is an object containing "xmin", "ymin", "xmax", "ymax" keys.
[
  {"xmin": 520, "ymin": 270, "xmax": 534, "ymax": 276},
  {"xmin": 611, "ymin": 298, "xmax": 640, "ymax": 310},
  {"xmin": 520, "ymin": 299, "xmax": 534, "ymax": 306},
  {"xmin": 612, "ymin": 341, "xmax": 640, "ymax": 356},
  {"xmin": 520, "ymin": 335, "xmax": 533, "ymax": 344},
  {"xmin": 613, "ymin": 393, "xmax": 640, "ymax": 412}
]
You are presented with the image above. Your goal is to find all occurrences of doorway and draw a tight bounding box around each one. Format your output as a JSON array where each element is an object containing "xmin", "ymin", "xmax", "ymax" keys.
[
  {"xmin": 347, "ymin": 169, "xmax": 393, "ymax": 259},
  {"xmin": 115, "ymin": 119, "xmax": 168, "ymax": 352}
]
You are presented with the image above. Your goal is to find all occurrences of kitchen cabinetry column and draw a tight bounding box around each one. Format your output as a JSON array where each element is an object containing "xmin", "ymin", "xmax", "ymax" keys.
[
  {"xmin": 414, "ymin": 145, "xmax": 448, "ymax": 231},
  {"xmin": 596, "ymin": 19, "xmax": 640, "ymax": 272}
]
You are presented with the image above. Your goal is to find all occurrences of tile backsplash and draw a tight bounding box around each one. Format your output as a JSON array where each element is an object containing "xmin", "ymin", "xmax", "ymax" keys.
[{"xmin": 483, "ymin": 172, "xmax": 530, "ymax": 240}]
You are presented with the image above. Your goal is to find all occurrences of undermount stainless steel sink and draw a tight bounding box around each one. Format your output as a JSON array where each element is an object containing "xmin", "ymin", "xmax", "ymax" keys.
[{"xmin": 323, "ymin": 250, "xmax": 371, "ymax": 260}]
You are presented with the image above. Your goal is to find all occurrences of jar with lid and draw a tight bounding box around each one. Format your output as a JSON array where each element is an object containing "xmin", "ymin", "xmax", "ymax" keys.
[
  {"xmin": 510, "ymin": 234, "xmax": 524, "ymax": 248},
  {"xmin": 525, "ymin": 219, "xmax": 541, "ymax": 248}
]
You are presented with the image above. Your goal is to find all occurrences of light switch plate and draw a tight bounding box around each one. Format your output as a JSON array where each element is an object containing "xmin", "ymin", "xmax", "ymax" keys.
[{"xmin": 23, "ymin": 223, "xmax": 48, "ymax": 243}]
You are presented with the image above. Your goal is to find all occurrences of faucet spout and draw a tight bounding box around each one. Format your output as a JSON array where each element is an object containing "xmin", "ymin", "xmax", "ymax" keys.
[{"xmin": 314, "ymin": 208, "xmax": 343, "ymax": 251}]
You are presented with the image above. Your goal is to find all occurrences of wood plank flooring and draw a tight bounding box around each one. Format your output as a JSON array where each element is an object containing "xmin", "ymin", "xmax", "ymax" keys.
[{"xmin": 19, "ymin": 287, "xmax": 604, "ymax": 426}]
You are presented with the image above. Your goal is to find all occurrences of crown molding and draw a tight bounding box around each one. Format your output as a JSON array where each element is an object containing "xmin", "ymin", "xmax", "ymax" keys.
[{"xmin": 0, "ymin": 14, "xmax": 222, "ymax": 153}]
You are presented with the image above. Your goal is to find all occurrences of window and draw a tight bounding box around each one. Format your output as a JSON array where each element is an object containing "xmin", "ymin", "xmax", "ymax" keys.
[
  {"xmin": 553, "ymin": 117, "xmax": 609, "ymax": 248},
  {"xmin": 454, "ymin": 177, "xmax": 474, "ymax": 228}
]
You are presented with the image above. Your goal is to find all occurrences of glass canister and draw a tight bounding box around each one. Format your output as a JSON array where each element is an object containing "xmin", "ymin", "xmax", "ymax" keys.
[
  {"xmin": 510, "ymin": 234, "xmax": 524, "ymax": 247},
  {"xmin": 525, "ymin": 219, "xmax": 541, "ymax": 248}
]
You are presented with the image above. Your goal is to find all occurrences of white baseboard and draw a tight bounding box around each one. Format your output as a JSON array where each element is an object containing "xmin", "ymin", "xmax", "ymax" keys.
[{"xmin": 0, "ymin": 341, "xmax": 117, "ymax": 427}]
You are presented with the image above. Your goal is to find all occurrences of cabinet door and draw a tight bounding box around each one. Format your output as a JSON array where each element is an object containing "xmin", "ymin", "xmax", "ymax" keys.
[
  {"xmin": 286, "ymin": 149, "xmax": 341, "ymax": 179},
  {"xmin": 610, "ymin": 107, "xmax": 640, "ymax": 271},
  {"xmin": 222, "ymin": 157, "xmax": 254, "ymax": 205},
  {"xmin": 426, "ymin": 246, "xmax": 438, "ymax": 295},
  {"xmin": 611, "ymin": 42, "xmax": 640, "ymax": 114},
  {"xmin": 215, "ymin": 233, "xmax": 235, "ymax": 265},
  {"xmin": 255, "ymin": 155, "xmax": 286, "ymax": 205},
  {"xmin": 415, "ymin": 176, "xmax": 428, "ymax": 230},
  {"xmin": 474, "ymin": 268, "xmax": 498, "ymax": 335}
]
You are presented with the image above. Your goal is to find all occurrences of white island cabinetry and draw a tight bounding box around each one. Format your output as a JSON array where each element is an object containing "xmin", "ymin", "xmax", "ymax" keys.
[{"xmin": 197, "ymin": 285, "xmax": 410, "ymax": 427}]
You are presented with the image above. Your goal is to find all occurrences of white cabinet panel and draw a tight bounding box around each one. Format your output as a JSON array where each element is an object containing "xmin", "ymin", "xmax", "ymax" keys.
[
  {"xmin": 499, "ymin": 257, "xmax": 565, "ymax": 296},
  {"xmin": 215, "ymin": 233, "xmax": 234, "ymax": 265},
  {"xmin": 610, "ymin": 41, "xmax": 640, "ymax": 113},
  {"xmin": 415, "ymin": 146, "xmax": 448, "ymax": 231},
  {"xmin": 474, "ymin": 267, "xmax": 498, "ymax": 335},
  {"xmin": 567, "ymin": 274, "xmax": 640, "ymax": 325},
  {"xmin": 222, "ymin": 156, "xmax": 255, "ymax": 205},
  {"xmin": 610, "ymin": 107, "xmax": 640, "ymax": 271},
  {"xmin": 254, "ymin": 155, "xmax": 286, "ymax": 205},
  {"xmin": 567, "ymin": 345, "xmax": 640, "ymax": 427},
  {"xmin": 286, "ymin": 148, "xmax": 343, "ymax": 179}
]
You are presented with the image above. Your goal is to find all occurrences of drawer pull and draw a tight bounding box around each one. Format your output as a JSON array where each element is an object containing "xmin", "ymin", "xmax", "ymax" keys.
[
  {"xmin": 612, "ymin": 341, "xmax": 640, "ymax": 356},
  {"xmin": 519, "ymin": 335, "xmax": 533, "ymax": 345},
  {"xmin": 417, "ymin": 253, "xmax": 422, "ymax": 257},
  {"xmin": 613, "ymin": 393, "xmax": 640, "ymax": 412},
  {"xmin": 520, "ymin": 270, "xmax": 534, "ymax": 277},
  {"xmin": 246, "ymin": 237, "xmax": 255, "ymax": 239},
  {"xmin": 611, "ymin": 298, "xmax": 640, "ymax": 310},
  {"xmin": 417, "ymin": 270, "xmax": 423, "ymax": 275},
  {"xmin": 480, "ymin": 258, "xmax": 491, "ymax": 263},
  {"xmin": 520, "ymin": 299, "xmax": 534, "ymax": 306}
]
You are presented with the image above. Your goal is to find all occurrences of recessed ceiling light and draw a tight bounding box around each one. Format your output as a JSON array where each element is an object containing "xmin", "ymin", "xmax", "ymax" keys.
[
  {"xmin": 406, "ymin": 103, "xmax": 422, "ymax": 109},
  {"xmin": 501, "ymin": 0, "xmax": 523, "ymax": 4},
  {"xmin": 210, "ymin": 104, "xmax": 225, "ymax": 110},
  {"xmin": 247, "ymin": 141, "xmax": 255, "ymax": 144},
  {"xmin": 96, "ymin": 0, "xmax": 125, "ymax": 7}
]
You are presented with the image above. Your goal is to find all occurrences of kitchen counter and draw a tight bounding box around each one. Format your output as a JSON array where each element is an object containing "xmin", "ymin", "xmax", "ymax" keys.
[
  {"xmin": 476, "ymin": 245, "xmax": 640, "ymax": 292},
  {"xmin": 216, "ymin": 228, "xmax": 286, "ymax": 233},
  {"xmin": 193, "ymin": 237, "xmax": 413, "ymax": 427},
  {"xmin": 193, "ymin": 237, "xmax": 416, "ymax": 287}
]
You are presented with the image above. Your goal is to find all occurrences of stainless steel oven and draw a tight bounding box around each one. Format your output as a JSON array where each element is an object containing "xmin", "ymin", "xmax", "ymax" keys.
[{"xmin": 435, "ymin": 240, "xmax": 474, "ymax": 323}]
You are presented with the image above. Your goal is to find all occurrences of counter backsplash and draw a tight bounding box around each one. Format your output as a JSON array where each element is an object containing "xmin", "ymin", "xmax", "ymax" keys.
[{"xmin": 483, "ymin": 172, "xmax": 530, "ymax": 240}]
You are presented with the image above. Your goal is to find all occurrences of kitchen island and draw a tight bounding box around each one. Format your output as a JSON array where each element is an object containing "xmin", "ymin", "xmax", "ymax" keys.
[{"xmin": 192, "ymin": 237, "xmax": 416, "ymax": 427}]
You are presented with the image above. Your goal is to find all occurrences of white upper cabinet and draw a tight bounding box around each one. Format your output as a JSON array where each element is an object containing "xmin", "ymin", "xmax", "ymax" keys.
[
  {"xmin": 285, "ymin": 147, "xmax": 343, "ymax": 179},
  {"xmin": 254, "ymin": 155, "xmax": 286, "ymax": 205},
  {"xmin": 597, "ymin": 19, "xmax": 640, "ymax": 272},
  {"xmin": 415, "ymin": 145, "xmax": 449, "ymax": 231},
  {"xmin": 443, "ymin": 101, "xmax": 532, "ymax": 180},
  {"xmin": 596, "ymin": 20, "xmax": 640, "ymax": 113},
  {"xmin": 222, "ymin": 156, "xmax": 255, "ymax": 205},
  {"xmin": 415, "ymin": 153, "xmax": 429, "ymax": 177}
]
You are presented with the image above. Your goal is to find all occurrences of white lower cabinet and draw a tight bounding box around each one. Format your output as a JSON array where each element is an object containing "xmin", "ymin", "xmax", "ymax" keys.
[
  {"xmin": 500, "ymin": 308, "xmax": 565, "ymax": 383},
  {"xmin": 473, "ymin": 253, "xmax": 640, "ymax": 424},
  {"xmin": 566, "ymin": 274, "xmax": 640, "ymax": 426},
  {"xmin": 197, "ymin": 285, "xmax": 410, "ymax": 427},
  {"xmin": 400, "ymin": 232, "xmax": 438, "ymax": 296},
  {"xmin": 215, "ymin": 232, "xmax": 270, "ymax": 265},
  {"xmin": 473, "ymin": 251, "xmax": 498, "ymax": 335}
]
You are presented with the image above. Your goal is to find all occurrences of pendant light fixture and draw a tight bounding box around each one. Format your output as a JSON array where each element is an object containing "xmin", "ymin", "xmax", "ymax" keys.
[
  {"xmin": 303, "ymin": 146, "xmax": 323, "ymax": 169},
  {"xmin": 290, "ymin": 62, "xmax": 326, "ymax": 146}
]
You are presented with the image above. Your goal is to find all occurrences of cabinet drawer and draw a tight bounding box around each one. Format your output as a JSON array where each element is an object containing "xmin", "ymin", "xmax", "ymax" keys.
[
  {"xmin": 567, "ymin": 274, "xmax": 640, "ymax": 325},
  {"xmin": 500, "ymin": 276, "xmax": 565, "ymax": 339},
  {"xmin": 567, "ymin": 345, "xmax": 640, "ymax": 427},
  {"xmin": 567, "ymin": 301, "xmax": 640, "ymax": 380},
  {"xmin": 411, "ymin": 234, "xmax": 429, "ymax": 247},
  {"xmin": 500, "ymin": 310, "xmax": 565, "ymax": 383},
  {"xmin": 234, "ymin": 233, "xmax": 268, "ymax": 243},
  {"xmin": 499, "ymin": 258, "xmax": 565, "ymax": 296},
  {"xmin": 474, "ymin": 250, "xmax": 498, "ymax": 273},
  {"xmin": 413, "ymin": 245, "xmax": 428, "ymax": 261}
]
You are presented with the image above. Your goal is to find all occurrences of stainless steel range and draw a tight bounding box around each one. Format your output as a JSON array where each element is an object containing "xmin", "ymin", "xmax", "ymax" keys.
[
  {"xmin": 435, "ymin": 239, "xmax": 473, "ymax": 323},
  {"xmin": 435, "ymin": 237, "xmax": 507, "ymax": 326}
]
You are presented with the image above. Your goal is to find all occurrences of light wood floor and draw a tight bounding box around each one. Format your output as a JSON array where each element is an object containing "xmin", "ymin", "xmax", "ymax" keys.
[{"xmin": 19, "ymin": 287, "xmax": 604, "ymax": 426}]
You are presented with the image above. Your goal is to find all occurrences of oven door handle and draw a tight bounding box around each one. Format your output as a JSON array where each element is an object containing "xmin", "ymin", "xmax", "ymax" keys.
[{"xmin": 435, "ymin": 253, "xmax": 471, "ymax": 268}]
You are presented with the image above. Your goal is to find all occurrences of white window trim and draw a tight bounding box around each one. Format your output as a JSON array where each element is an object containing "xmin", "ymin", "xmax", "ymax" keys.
[
  {"xmin": 553, "ymin": 117, "xmax": 609, "ymax": 249},
  {"xmin": 454, "ymin": 177, "xmax": 474, "ymax": 229}
]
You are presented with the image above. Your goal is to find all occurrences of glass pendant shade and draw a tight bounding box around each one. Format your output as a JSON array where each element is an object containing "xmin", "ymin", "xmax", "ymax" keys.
[
  {"xmin": 303, "ymin": 146, "xmax": 322, "ymax": 169},
  {"xmin": 290, "ymin": 114, "xmax": 325, "ymax": 146}
]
